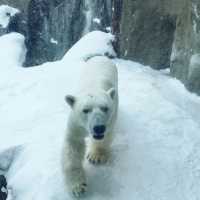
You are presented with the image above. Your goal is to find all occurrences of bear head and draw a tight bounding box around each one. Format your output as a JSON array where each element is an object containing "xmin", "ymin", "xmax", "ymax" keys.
[{"xmin": 65, "ymin": 88, "xmax": 116, "ymax": 140}]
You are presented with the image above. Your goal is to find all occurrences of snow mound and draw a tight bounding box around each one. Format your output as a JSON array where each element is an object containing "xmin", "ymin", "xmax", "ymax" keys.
[
  {"xmin": 0, "ymin": 33, "xmax": 26, "ymax": 68},
  {"xmin": 0, "ymin": 5, "xmax": 19, "ymax": 28},
  {"xmin": 0, "ymin": 31, "xmax": 200, "ymax": 200},
  {"xmin": 63, "ymin": 31, "xmax": 116, "ymax": 61}
]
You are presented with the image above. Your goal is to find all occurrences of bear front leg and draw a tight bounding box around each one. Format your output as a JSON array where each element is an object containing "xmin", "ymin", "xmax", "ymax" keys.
[
  {"xmin": 63, "ymin": 140, "xmax": 87, "ymax": 197},
  {"xmin": 66, "ymin": 166, "xmax": 87, "ymax": 197},
  {"xmin": 87, "ymin": 136, "xmax": 111, "ymax": 165}
]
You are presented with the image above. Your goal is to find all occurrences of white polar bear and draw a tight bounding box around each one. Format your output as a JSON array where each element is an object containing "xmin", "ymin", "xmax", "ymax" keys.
[{"xmin": 62, "ymin": 56, "xmax": 118, "ymax": 197}]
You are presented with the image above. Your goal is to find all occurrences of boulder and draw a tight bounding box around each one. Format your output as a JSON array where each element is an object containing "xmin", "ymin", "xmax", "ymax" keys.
[
  {"xmin": 114, "ymin": 0, "xmax": 176, "ymax": 69},
  {"xmin": 0, "ymin": 175, "xmax": 7, "ymax": 200},
  {"xmin": 171, "ymin": 0, "xmax": 200, "ymax": 94}
]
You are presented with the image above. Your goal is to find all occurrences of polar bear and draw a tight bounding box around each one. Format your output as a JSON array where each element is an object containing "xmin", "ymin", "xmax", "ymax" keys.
[{"xmin": 62, "ymin": 56, "xmax": 118, "ymax": 197}]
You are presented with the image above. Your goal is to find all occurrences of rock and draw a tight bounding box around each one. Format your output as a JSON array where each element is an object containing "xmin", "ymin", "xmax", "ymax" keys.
[
  {"xmin": 0, "ymin": 0, "xmax": 29, "ymax": 14},
  {"xmin": 0, "ymin": 175, "xmax": 7, "ymax": 200},
  {"xmin": 7, "ymin": 12, "xmax": 27, "ymax": 36},
  {"xmin": 24, "ymin": 0, "xmax": 112, "ymax": 66},
  {"xmin": 24, "ymin": 0, "xmax": 112, "ymax": 67},
  {"xmin": 83, "ymin": 0, "xmax": 112, "ymax": 34},
  {"xmin": 0, "ymin": 4, "xmax": 22, "ymax": 36},
  {"xmin": 23, "ymin": 0, "xmax": 85, "ymax": 66},
  {"xmin": 170, "ymin": 0, "xmax": 192, "ymax": 82},
  {"xmin": 111, "ymin": 0, "xmax": 123, "ymax": 55},
  {"xmin": 187, "ymin": 54, "xmax": 200, "ymax": 95},
  {"xmin": 114, "ymin": 0, "xmax": 176, "ymax": 69},
  {"xmin": 170, "ymin": 0, "xmax": 200, "ymax": 95},
  {"xmin": 1, "ymin": 0, "xmax": 112, "ymax": 66}
]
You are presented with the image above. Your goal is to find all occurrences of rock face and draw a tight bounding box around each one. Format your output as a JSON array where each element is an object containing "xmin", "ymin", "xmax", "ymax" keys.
[
  {"xmin": 0, "ymin": 0, "xmax": 112, "ymax": 66},
  {"xmin": 171, "ymin": 0, "xmax": 200, "ymax": 95},
  {"xmin": 0, "ymin": 0, "xmax": 29, "ymax": 14},
  {"xmin": 113, "ymin": 0, "xmax": 200, "ymax": 95},
  {"xmin": 24, "ymin": 0, "xmax": 85, "ymax": 66},
  {"xmin": 111, "ymin": 0, "xmax": 123, "ymax": 55},
  {"xmin": 114, "ymin": 0, "xmax": 176, "ymax": 69},
  {"xmin": 83, "ymin": 0, "xmax": 112, "ymax": 34}
]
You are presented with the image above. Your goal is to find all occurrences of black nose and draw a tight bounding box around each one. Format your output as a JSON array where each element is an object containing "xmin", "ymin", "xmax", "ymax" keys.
[{"xmin": 93, "ymin": 125, "xmax": 106, "ymax": 134}]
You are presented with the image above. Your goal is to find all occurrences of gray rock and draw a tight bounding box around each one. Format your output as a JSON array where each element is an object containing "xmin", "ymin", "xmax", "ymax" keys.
[
  {"xmin": 7, "ymin": 12, "xmax": 27, "ymax": 36},
  {"xmin": 111, "ymin": 0, "xmax": 123, "ymax": 55},
  {"xmin": 187, "ymin": 54, "xmax": 200, "ymax": 94},
  {"xmin": 170, "ymin": 0, "xmax": 200, "ymax": 94},
  {"xmin": 0, "ymin": 175, "xmax": 7, "ymax": 200},
  {"xmin": 0, "ymin": 3, "xmax": 25, "ymax": 36},
  {"xmin": 24, "ymin": 0, "xmax": 112, "ymax": 66},
  {"xmin": 0, "ymin": 0, "xmax": 30, "ymax": 14},
  {"xmin": 114, "ymin": 0, "xmax": 176, "ymax": 69},
  {"xmin": 0, "ymin": 28, "xmax": 6, "ymax": 37},
  {"xmin": 23, "ymin": 0, "xmax": 86, "ymax": 66},
  {"xmin": 83, "ymin": 0, "xmax": 111, "ymax": 34}
]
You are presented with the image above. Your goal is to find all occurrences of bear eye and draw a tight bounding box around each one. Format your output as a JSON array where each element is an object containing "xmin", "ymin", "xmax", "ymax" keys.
[
  {"xmin": 82, "ymin": 108, "xmax": 92, "ymax": 114},
  {"xmin": 100, "ymin": 106, "xmax": 109, "ymax": 113}
]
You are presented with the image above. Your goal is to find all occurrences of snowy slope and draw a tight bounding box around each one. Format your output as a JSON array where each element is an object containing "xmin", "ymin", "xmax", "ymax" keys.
[{"xmin": 0, "ymin": 31, "xmax": 200, "ymax": 200}]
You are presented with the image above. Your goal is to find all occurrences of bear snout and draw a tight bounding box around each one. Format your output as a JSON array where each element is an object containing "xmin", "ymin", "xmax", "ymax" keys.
[
  {"xmin": 93, "ymin": 125, "xmax": 106, "ymax": 139},
  {"xmin": 93, "ymin": 125, "xmax": 106, "ymax": 134}
]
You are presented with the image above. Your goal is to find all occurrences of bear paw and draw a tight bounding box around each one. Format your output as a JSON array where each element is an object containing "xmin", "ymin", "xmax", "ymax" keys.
[
  {"xmin": 87, "ymin": 149, "xmax": 108, "ymax": 165},
  {"xmin": 72, "ymin": 182, "xmax": 87, "ymax": 197}
]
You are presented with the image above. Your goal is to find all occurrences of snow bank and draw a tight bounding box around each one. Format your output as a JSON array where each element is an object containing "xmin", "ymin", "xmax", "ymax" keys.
[
  {"xmin": 63, "ymin": 31, "xmax": 116, "ymax": 61},
  {"xmin": 0, "ymin": 33, "xmax": 26, "ymax": 68},
  {"xmin": 0, "ymin": 31, "xmax": 200, "ymax": 200},
  {"xmin": 0, "ymin": 5, "xmax": 19, "ymax": 28}
]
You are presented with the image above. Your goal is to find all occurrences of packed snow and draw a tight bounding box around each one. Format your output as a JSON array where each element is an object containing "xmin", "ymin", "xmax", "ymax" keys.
[
  {"xmin": 0, "ymin": 5, "xmax": 19, "ymax": 28},
  {"xmin": 0, "ymin": 31, "xmax": 200, "ymax": 200}
]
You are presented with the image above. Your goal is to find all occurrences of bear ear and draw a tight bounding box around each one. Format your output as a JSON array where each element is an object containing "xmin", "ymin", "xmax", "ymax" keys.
[
  {"xmin": 65, "ymin": 95, "xmax": 76, "ymax": 108},
  {"xmin": 107, "ymin": 88, "xmax": 116, "ymax": 100}
]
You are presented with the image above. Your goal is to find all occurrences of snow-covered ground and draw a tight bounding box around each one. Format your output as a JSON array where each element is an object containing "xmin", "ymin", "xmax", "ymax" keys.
[{"xmin": 0, "ymin": 31, "xmax": 200, "ymax": 200}]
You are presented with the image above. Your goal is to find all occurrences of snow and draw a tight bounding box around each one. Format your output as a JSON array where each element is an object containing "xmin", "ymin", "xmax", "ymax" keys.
[
  {"xmin": 63, "ymin": 31, "xmax": 116, "ymax": 61},
  {"xmin": 93, "ymin": 18, "xmax": 101, "ymax": 24},
  {"xmin": 0, "ymin": 33, "xmax": 26, "ymax": 68},
  {"xmin": 50, "ymin": 38, "xmax": 58, "ymax": 45},
  {"xmin": 0, "ymin": 5, "xmax": 19, "ymax": 28},
  {"xmin": 0, "ymin": 31, "xmax": 200, "ymax": 200},
  {"xmin": 106, "ymin": 26, "xmax": 111, "ymax": 32}
]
